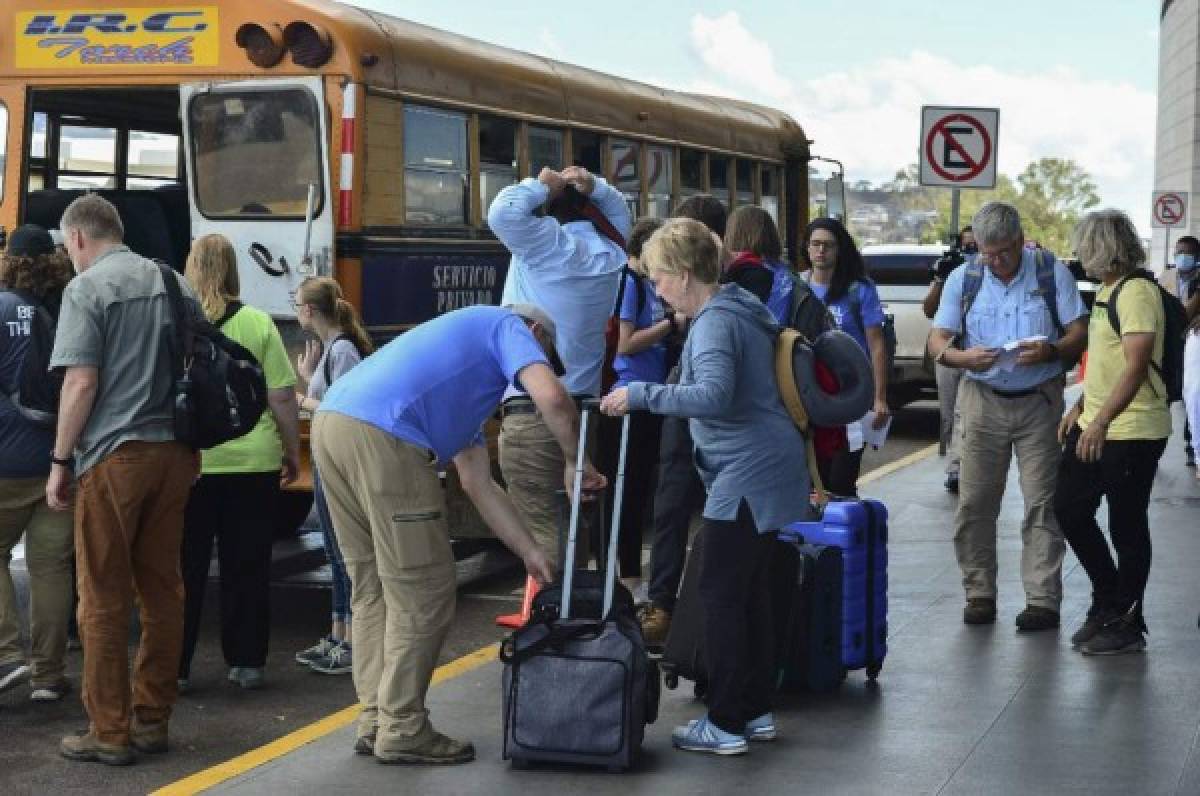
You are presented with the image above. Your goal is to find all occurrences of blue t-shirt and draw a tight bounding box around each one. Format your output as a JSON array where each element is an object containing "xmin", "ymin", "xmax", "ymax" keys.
[
  {"xmin": 932, "ymin": 249, "xmax": 1086, "ymax": 390},
  {"xmin": 0, "ymin": 291, "xmax": 54, "ymax": 478},
  {"xmin": 808, "ymin": 278, "xmax": 885, "ymax": 354},
  {"xmin": 613, "ymin": 273, "xmax": 667, "ymax": 387},
  {"xmin": 319, "ymin": 306, "xmax": 549, "ymax": 466}
]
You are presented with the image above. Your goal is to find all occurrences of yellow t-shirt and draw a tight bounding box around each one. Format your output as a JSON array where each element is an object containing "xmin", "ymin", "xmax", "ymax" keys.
[
  {"xmin": 1079, "ymin": 278, "xmax": 1172, "ymax": 441},
  {"xmin": 201, "ymin": 304, "xmax": 296, "ymax": 474}
]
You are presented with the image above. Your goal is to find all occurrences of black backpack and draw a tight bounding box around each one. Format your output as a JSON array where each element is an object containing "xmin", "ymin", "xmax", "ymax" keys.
[
  {"xmin": 158, "ymin": 264, "xmax": 268, "ymax": 449},
  {"xmin": 3, "ymin": 289, "xmax": 62, "ymax": 429},
  {"xmin": 788, "ymin": 278, "xmax": 835, "ymax": 342},
  {"xmin": 1099, "ymin": 269, "xmax": 1187, "ymax": 404}
]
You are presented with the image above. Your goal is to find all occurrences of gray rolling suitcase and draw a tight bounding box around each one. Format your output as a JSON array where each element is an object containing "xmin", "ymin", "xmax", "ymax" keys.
[{"xmin": 501, "ymin": 402, "xmax": 659, "ymax": 771}]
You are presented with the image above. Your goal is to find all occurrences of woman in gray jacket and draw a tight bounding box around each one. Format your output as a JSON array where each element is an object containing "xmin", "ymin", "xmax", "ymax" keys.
[{"xmin": 601, "ymin": 218, "xmax": 811, "ymax": 756}]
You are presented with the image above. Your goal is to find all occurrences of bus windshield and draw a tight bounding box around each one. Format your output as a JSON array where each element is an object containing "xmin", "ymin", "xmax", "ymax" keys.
[{"xmin": 188, "ymin": 87, "xmax": 322, "ymax": 219}]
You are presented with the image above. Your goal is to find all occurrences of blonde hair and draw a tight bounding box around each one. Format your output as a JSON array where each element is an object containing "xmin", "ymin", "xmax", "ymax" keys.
[
  {"xmin": 296, "ymin": 276, "xmax": 374, "ymax": 355},
  {"xmin": 1072, "ymin": 209, "xmax": 1145, "ymax": 280},
  {"xmin": 642, "ymin": 217, "xmax": 720, "ymax": 285},
  {"xmin": 184, "ymin": 234, "xmax": 239, "ymax": 321}
]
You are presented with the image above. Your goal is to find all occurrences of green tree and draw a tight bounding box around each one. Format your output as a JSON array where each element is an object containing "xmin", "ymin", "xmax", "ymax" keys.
[{"xmin": 876, "ymin": 158, "xmax": 1101, "ymax": 253}]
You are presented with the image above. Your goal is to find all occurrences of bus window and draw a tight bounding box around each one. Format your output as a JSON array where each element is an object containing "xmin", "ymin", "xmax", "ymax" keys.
[
  {"xmin": 608, "ymin": 139, "xmax": 640, "ymax": 218},
  {"xmin": 27, "ymin": 113, "xmax": 47, "ymax": 191},
  {"xmin": 189, "ymin": 88, "xmax": 322, "ymax": 219},
  {"xmin": 479, "ymin": 115, "xmax": 517, "ymax": 222},
  {"xmin": 680, "ymin": 148, "xmax": 704, "ymax": 199},
  {"xmin": 572, "ymin": 130, "xmax": 603, "ymax": 173},
  {"xmin": 761, "ymin": 166, "xmax": 780, "ymax": 224},
  {"xmin": 127, "ymin": 131, "xmax": 180, "ymax": 190},
  {"xmin": 404, "ymin": 105, "xmax": 468, "ymax": 225},
  {"xmin": 646, "ymin": 145, "xmax": 673, "ymax": 218},
  {"xmin": 58, "ymin": 125, "xmax": 117, "ymax": 190},
  {"xmin": 709, "ymin": 155, "xmax": 730, "ymax": 207},
  {"xmin": 529, "ymin": 126, "xmax": 563, "ymax": 175},
  {"xmin": 0, "ymin": 103, "xmax": 6, "ymax": 201},
  {"xmin": 735, "ymin": 160, "xmax": 754, "ymax": 206}
]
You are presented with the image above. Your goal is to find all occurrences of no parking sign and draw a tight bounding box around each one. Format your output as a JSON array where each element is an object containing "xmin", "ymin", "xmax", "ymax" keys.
[
  {"xmin": 1151, "ymin": 191, "xmax": 1188, "ymax": 228},
  {"xmin": 919, "ymin": 106, "xmax": 999, "ymax": 189}
]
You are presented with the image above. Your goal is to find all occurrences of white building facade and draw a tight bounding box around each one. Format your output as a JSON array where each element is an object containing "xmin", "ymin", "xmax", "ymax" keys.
[{"xmin": 1155, "ymin": 0, "xmax": 1200, "ymax": 270}]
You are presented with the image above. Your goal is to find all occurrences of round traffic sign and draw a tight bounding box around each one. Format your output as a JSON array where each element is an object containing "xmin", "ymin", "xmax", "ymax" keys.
[
  {"xmin": 924, "ymin": 113, "xmax": 993, "ymax": 183},
  {"xmin": 1154, "ymin": 193, "xmax": 1186, "ymax": 226}
]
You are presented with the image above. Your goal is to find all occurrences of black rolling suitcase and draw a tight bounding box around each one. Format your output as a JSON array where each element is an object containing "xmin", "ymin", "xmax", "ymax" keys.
[
  {"xmin": 501, "ymin": 403, "xmax": 659, "ymax": 771},
  {"xmin": 775, "ymin": 541, "xmax": 845, "ymax": 692},
  {"xmin": 661, "ymin": 533, "xmax": 844, "ymax": 695},
  {"xmin": 659, "ymin": 528, "xmax": 708, "ymax": 695}
]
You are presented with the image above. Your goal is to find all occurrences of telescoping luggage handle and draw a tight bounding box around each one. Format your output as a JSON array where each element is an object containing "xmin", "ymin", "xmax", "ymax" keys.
[{"xmin": 560, "ymin": 400, "xmax": 631, "ymax": 621}]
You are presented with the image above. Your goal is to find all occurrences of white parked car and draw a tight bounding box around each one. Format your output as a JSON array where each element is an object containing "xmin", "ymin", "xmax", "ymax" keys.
[{"xmin": 861, "ymin": 243, "xmax": 943, "ymax": 406}]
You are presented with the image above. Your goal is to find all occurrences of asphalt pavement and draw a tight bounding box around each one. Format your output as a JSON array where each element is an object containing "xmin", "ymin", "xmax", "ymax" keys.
[{"xmin": 0, "ymin": 402, "xmax": 942, "ymax": 795}]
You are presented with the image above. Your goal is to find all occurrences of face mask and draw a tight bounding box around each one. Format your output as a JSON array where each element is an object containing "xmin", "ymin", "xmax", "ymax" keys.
[
  {"xmin": 1175, "ymin": 253, "xmax": 1197, "ymax": 272},
  {"xmin": 962, "ymin": 242, "xmax": 978, "ymax": 255}
]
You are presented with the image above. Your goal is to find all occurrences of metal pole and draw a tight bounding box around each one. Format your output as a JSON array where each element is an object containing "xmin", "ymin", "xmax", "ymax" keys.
[
  {"xmin": 1165, "ymin": 226, "xmax": 1172, "ymax": 274},
  {"xmin": 949, "ymin": 188, "xmax": 961, "ymax": 239}
]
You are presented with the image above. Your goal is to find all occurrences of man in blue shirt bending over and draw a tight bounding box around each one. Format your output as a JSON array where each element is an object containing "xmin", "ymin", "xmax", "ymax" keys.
[
  {"xmin": 312, "ymin": 304, "xmax": 604, "ymax": 765},
  {"xmin": 489, "ymin": 166, "xmax": 631, "ymax": 567},
  {"xmin": 928, "ymin": 202, "xmax": 1088, "ymax": 631}
]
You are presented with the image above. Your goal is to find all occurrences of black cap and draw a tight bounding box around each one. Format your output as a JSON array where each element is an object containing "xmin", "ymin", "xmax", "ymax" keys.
[{"xmin": 5, "ymin": 224, "xmax": 55, "ymax": 258}]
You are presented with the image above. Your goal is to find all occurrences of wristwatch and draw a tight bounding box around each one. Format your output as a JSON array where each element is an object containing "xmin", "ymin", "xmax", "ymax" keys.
[
  {"xmin": 665, "ymin": 311, "xmax": 678, "ymax": 333},
  {"xmin": 50, "ymin": 454, "xmax": 72, "ymax": 469}
]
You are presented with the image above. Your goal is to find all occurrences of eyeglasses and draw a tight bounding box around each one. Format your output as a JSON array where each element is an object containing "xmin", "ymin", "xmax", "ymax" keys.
[{"xmin": 807, "ymin": 240, "xmax": 836, "ymax": 251}]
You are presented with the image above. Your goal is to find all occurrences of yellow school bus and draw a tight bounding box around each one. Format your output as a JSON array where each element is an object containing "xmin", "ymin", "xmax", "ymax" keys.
[{"xmin": 0, "ymin": 0, "xmax": 811, "ymax": 537}]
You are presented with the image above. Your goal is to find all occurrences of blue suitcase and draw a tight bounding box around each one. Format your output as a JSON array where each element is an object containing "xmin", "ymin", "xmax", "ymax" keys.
[{"xmin": 783, "ymin": 498, "xmax": 887, "ymax": 680}]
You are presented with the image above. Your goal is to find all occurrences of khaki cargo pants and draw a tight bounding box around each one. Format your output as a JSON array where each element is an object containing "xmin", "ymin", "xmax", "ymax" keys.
[
  {"xmin": 500, "ymin": 410, "xmax": 588, "ymax": 570},
  {"xmin": 311, "ymin": 412, "xmax": 456, "ymax": 754},
  {"xmin": 954, "ymin": 377, "xmax": 1066, "ymax": 610},
  {"xmin": 0, "ymin": 477, "xmax": 74, "ymax": 688}
]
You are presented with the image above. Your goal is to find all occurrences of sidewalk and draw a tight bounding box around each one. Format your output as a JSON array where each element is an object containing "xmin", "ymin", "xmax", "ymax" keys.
[{"xmin": 199, "ymin": 410, "xmax": 1200, "ymax": 795}]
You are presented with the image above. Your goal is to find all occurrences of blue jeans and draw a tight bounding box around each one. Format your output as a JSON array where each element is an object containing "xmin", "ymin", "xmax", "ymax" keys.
[{"xmin": 314, "ymin": 470, "xmax": 352, "ymax": 624}]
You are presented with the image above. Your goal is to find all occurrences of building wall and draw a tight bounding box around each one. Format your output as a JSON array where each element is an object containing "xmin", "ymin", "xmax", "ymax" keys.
[{"xmin": 1154, "ymin": 0, "xmax": 1200, "ymax": 270}]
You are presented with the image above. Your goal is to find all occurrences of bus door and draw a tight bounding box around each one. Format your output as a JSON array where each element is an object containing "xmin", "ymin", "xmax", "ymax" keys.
[{"xmin": 179, "ymin": 76, "xmax": 333, "ymax": 317}]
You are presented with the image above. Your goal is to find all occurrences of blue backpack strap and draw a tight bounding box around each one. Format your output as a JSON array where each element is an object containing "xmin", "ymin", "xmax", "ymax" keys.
[
  {"xmin": 1034, "ymin": 249, "xmax": 1064, "ymax": 337},
  {"xmin": 959, "ymin": 261, "xmax": 985, "ymax": 344}
]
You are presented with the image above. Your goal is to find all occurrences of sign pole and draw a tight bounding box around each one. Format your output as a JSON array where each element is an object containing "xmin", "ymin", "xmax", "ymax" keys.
[
  {"xmin": 1165, "ymin": 226, "xmax": 1171, "ymax": 272},
  {"xmin": 949, "ymin": 188, "xmax": 961, "ymax": 239}
]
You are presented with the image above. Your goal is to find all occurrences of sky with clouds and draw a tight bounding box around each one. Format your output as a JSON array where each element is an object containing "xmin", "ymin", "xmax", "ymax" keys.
[{"xmin": 352, "ymin": 0, "xmax": 1159, "ymax": 233}]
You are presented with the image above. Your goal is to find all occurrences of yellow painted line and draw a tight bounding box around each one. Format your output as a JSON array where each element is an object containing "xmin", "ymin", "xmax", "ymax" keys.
[
  {"xmin": 858, "ymin": 442, "xmax": 939, "ymax": 485},
  {"xmin": 152, "ymin": 643, "xmax": 500, "ymax": 796}
]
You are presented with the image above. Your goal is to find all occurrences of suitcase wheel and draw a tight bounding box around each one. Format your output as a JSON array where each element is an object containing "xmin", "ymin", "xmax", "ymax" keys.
[
  {"xmin": 664, "ymin": 672, "xmax": 679, "ymax": 690},
  {"xmin": 866, "ymin": 662, "xmax": 882, "ymax": 681}
]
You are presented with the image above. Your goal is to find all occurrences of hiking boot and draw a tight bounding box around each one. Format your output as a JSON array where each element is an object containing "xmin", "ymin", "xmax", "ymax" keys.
[
  {"xmin": 944, "ymin": 473, "xmax": 960, "ymax": 494},
  {"xmin": 354, "ymin": 731, "xmax": 377, "ymax": 756},
  {"xmin": 744, "ymin": 712, "xmax": 777, "ymax": 742},
  {"xmin": 228, "ymin": 666, "xmax": 265, "ymax": 690},
  {"xmin": 963, "ymin": 598, "xmax": 996, "ymax": 625},
  {"xmin": 1081, "ymin": 616, "xmax": 1146, "ymax": 656},
  {"xmin": 31, "ymin": 678, "xmax": 72, "ymax": 703},
  {"xmin": 0, "ymin": 661, "xmax": 31, "ymax": 695},
  {"xmin": 60, "ymin": 731, "xmax": 135, "ymax": 766},
  {"xmin": 1015, "ymin": 606, "xmax": 1060, "ymax": 632},
  {"xmin": 131, "ymin": 720, "xmax": 169, "ymax": 754},
  {"xmin": 1071, "ymin": 607, "xmax": 1115, "ymax": 647},
  {"xmin": 1185, "ymin": 446, "xmax": 1195, "ymax": 468},
  {"xmin": 639, "ymin": 604, "xmax": 671, "ymax": 647},
  {"xmin": 295, "ymin": 636, "xmax": 338, "ymax": 667},
  {"xmin": 375, "ymin": 731, "xmax": 475, "ymax": 765},
  {"xmin": 671, "ymin": 715, "xmax": 748, "ymax": 756},
  {"xmin": 310, "ymin": 642, "xmax": 352, "ymax": 675}
]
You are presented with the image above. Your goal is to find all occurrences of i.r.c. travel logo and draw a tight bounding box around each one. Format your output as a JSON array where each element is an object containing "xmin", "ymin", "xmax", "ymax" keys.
[{"xmin": 16, "ymin": 8, "xmax": 220, "ymax": 68}]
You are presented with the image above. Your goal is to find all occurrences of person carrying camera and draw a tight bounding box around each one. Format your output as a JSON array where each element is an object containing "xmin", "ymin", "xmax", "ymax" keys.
[
  {"xmin": 923, "ymin": 225, "xmax": 977, "ymax": 493},
  {"xmin": 488, "ymin": 166, "xmax": 631, "ymax": 568}
]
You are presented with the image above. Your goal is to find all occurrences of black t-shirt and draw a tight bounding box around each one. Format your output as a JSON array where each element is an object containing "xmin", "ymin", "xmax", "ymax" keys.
[{"xmin": 0, "ymin": 291, "xmax": 54, "ymax": 478}]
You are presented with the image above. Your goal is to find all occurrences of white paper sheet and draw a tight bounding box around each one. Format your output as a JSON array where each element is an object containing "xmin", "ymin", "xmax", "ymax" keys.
[
  {"xmin": 860, "ymin": 411, "xmax": 893, "ymax": 449},
  {"xmin": 994, "ymin": 335, "xmax": 1048, "ymax": 372}
]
